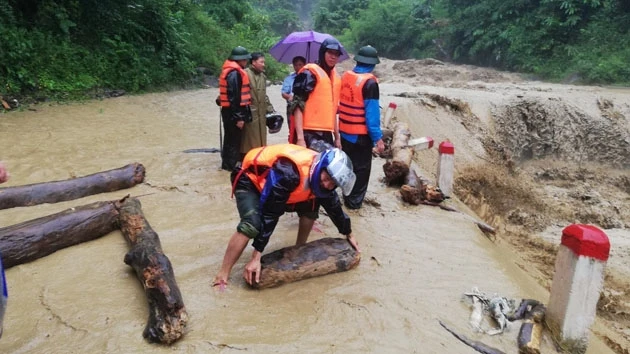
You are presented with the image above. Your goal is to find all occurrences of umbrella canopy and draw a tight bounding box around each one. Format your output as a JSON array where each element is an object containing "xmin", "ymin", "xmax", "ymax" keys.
[{"xmin": 269, "ymin": 30, "xmax": 350, "ymax": 64}]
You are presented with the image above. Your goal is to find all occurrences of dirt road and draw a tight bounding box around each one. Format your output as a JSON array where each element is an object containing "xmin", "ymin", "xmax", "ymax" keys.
[{"xmin": 0, "ymin": 59, "xmax": 628, "ymax": 353}]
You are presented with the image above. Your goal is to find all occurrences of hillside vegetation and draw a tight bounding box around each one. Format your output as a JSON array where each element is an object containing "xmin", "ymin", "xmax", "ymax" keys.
[{"xmin": 1, "ymin": 0, "xmax": 628, "ymax": 102}]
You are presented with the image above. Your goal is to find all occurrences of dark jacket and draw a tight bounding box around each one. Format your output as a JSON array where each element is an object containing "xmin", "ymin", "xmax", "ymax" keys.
[{"xmin": 233, "ymin": 157, "xmax": 352, "ymax": 252}]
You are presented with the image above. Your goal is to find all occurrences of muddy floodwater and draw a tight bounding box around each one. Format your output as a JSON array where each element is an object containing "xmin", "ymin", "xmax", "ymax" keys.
[{"xmin": 0, "ymin": 82, "xmax": 621, "ymax": 353}]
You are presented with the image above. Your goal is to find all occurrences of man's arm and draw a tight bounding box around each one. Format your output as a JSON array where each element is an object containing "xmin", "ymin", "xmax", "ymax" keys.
[
  {"xmin": 363, "ymin": 79, "xmax": 384, "ymax": 151},
  {"xmin": 263, "ymin": 74, "xmax": 275, "ymax": 113},
  {"xmin": 0, "ymin": 161, "xmax": 8, "ymax": 183},
  {"xmin": 281, "ymin": 75, "xmax": 294, "ymax": 101},
  {"xmin": 319, "ymin": 193, "xmax": 360, "ymax": 251},
  {"xmin": 289, "ymin": 71, "xmax": 316, "ymax": 146},
  {"xmin": 226, "ymin": 70, "xmax": 247, "ymax": 126}
]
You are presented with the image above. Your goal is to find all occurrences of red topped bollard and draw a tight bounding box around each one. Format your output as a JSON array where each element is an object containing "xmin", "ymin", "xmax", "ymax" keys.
[
  {"xmin": 437, "ymin": 141, "xmax": 454, "ymax": 198},
  {"xmin": 382, "ymin": 102, "xmax": 397, "ymax": 129},
  {"xmin": 546, "ymin": 224, "xmax": 610, "ymax": 354}
]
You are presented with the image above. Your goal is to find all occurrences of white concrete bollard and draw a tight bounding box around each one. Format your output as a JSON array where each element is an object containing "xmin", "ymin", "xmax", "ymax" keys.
[
  {"xmin": 407, "ymin": 136, "xmax": 434, "ymax": 151},
  {"xmin": 382, "ymin": 102, "xmax": 397, "ymax": 129},
  {"xmin": 546, "ymin": 224, "xmax": 610, "ymax": 354},
  {"xmin": 437, "ymin": 141, "xmax": 454, "ymax": 198}
]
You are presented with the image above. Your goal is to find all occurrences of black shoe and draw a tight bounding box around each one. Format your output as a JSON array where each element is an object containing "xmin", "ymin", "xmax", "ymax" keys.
[{"xmin": 344, "ymin": 201, "xmax": 361, "ymax": 210}]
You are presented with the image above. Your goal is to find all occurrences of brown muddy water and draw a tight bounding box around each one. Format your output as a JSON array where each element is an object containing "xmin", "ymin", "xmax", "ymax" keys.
[{"xmin": 0, "ymin": 86, "xmax": 616, "ymax": 353}]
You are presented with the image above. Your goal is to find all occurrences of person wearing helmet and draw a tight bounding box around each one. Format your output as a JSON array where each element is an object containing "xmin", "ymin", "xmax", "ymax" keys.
[
  {"xmin": 218, "ymin": 46, "xmax": 253, "ymax": 171},
  {"xmin": 338, "ymin": 45, "xmax": 385, "ymax": 209},
  {"xmin": 241, "ymin": 52, "xmax": 277, "ymax": 156},
  {"xmin": 213, "ymin": 143, "xmax": 360, "ymax": 288},
  {"xmin": 288, "ymin": 37, "xmax": 344, "ymax": 152}
]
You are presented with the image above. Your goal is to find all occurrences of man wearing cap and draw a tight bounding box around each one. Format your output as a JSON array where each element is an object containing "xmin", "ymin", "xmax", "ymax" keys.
[
  {"xmin": 338, "ymin": 45, "xmax": 385, "ymax": 209},
  {"xmin": 289, "ymin": 38, "xmax": 344, "ymax": 152},
  {"xmin": 217, "ymin": 46, "xmax": 253, "ymax": 171},
  {"xmin": 212, "ymin": 143, "xmax": 360, "ymax": 288}
]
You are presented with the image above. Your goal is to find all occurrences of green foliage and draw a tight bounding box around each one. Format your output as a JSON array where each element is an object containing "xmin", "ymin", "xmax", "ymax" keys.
[
  {"xmin": 2, "ymin": 0, "xmax": 629, "ymax": 102},
  {"xmin": 0, "ymin": 0, "xmax": 289, "ymax": 101},
  {"xmin": 342, "ymin": 0, "xmax": 436, "ymax": 59},
  {"xmin": 313, "ymin": 0, "xmax": 370, "ymax": 36}
]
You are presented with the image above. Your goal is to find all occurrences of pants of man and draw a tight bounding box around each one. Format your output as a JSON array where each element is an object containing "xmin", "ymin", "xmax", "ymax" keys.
[
  {"xmin": 221, "ymin": 110, "xmax": 243, "ymax": 171},
  {"xmin": 341, "ymin": 135, "xmax": 373, "ymax": 209},
  {"xmin": 231, "ymin": 171, "xmax": 320, "ymax": 239}
]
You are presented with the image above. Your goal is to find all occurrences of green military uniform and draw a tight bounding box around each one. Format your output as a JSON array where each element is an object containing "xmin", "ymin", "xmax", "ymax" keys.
[{"xmin": 241, "ymin": 67, "xmax": 274, "ymax": 154}]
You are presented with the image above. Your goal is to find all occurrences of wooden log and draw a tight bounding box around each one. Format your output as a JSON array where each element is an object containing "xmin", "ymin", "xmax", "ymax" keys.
[
  {"xmin": 0, "ymin": 163, "xmax": 145, "ymax": 210},
  {"xmin": 251, "ymin": 237, "xmax": 361, "ymax": 290},
  {"xmin": 0, "ymin": 200, "xmax": 120, "ymax": 268},
  {"xmin": 400, "ymin": 169, "xmax": 422, "ymax": 205},
  {"xmin": 517, "ymin": 303, "xmax": 546, "ymax": 354},
  {"xmin": 383, "ymin": 122, "xmax": 413, "ymax": 186},
  {"xmin": 118, "ymin": 198, "xmax": 188, "ymax": 345}
]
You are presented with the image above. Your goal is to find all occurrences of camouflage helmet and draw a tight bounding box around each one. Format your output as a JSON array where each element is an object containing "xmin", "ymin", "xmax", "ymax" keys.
[
  {"xmin": 229, "ymin": 46, "xmax": 251, "ymax": 61},
  {"xmin": 354, "ymin": 45, "xmax": 380, "ymax": 65}
]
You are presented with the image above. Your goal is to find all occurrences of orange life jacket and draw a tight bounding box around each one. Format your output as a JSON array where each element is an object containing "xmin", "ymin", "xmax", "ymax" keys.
[
  {"xmin": 299, "ymin": 63, "xmax": 341, "ymax": 132},
  {"xmin": 219, "ymin": 60, "xmax": 251, "ymax": 107},
  {"xmin": 240, "ymin": 144, "xmax": 318, "ymax": 204},
  {"xmin": 338, "ymin": 71, "xmax": 377, "ymax": 135}
]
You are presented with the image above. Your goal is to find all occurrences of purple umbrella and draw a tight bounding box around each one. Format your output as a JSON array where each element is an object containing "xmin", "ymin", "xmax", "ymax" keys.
[{"xmin": 269, "ymin": 30, "xmax": 350, "ymax": 64}]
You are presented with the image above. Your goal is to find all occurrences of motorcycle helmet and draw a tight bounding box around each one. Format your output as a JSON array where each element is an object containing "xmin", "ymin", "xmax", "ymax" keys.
[
  {"xmin": 265, "ymin": 112, "xmax": 283, "ymax": 134},
  {"xmin": 310, "ymin": 148, "xmax": 356, "ymax": 197}
]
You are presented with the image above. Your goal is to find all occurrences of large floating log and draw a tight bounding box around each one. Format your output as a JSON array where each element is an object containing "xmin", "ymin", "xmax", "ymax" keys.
[
  {"xmin": 0, "ymin": 200, "xmax": 120, "ymax": 268},
  {"xmin": 118, "ymin": 197, "xmax": 187, "ymax": 344},
  {"xmin": 0, "ymin": 163, "xmax": 145, "ymax": 210},
  {"xmin": 251, "ymin": 237, "xmax": 361, "ymax": 290},
  {"xmin": 383, "ymin": 122, "xmax": 413, "ymax": 185}
]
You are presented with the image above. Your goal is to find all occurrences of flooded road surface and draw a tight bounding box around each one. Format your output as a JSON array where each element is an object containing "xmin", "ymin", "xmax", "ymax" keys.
[{"xmin": 0, "ymin": 86, "xmax": 615, "ymax": 353}]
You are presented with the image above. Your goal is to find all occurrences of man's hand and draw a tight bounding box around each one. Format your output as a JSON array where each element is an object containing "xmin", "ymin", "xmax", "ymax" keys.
[
  {"xmin": 375, "ymin": 139, "xmax": 385, "ymax": 154},
  {"xmin": 346, "ymin": 233, "xmax": 360, "ymax": 252},
  {"xmin": 334, "ymin": 133, "xmax": 342, "ymax": 149},
  {"xmin": 243, "ymin": 251, "xmax": 262, "ymax": 285},
  {"xmin": 296, "ymin": 137, "xmax": 306, "ymax": 147},
  {"xmin": 236, "ymin": 121, "xmax": 245, "ymax": 129},
  {"xmin": 0, "ymin": 162, "xmax": 9, "ymax": 184}
]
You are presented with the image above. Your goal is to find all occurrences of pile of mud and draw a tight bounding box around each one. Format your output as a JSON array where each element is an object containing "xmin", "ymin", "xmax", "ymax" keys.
[{"xmin": 492, "ymin": 99, "xmax": 630, "ymax": 168}]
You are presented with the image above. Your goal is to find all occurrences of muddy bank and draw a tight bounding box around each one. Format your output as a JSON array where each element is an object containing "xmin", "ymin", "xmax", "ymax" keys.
[{"xmin": 375, "ymin": 58, "xmax": 630, "ymax": 352}]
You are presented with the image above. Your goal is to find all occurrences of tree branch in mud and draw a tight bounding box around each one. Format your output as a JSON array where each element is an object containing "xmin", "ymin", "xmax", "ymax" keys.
[
  {"xmin": 400, "ymin": 169, "xmax": 445, "ymax": 205},
  {"xmin": 250, "ymin": 237, "xmax": 361, "ymax": 290},
  {"xmin": 383, "ymin": 122, "xmax": 412, "ymax": 185},
  {"xmin": 0, "ymin": 163, "xmax": 145, "ymax": 210},
  {"xmin": 118, "ymin": 197, "xmax": 188, "ymax": 344},
  {"xmin": 0, "ymin": 200, "xmax": 120, "ymax": 268}
]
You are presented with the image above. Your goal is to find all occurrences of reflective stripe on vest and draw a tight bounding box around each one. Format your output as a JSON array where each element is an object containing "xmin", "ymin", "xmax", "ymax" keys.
[
  {"xmin": 241, "ymin": 144, "xmax": 318, "ymax": 204},
  {"xmin": 219, "ymin": 60, "xmax": 251, "ymax": 107},
  {"xmin": 300, "ymin": 64, "xmax": 339, "ymax": 132},
  {"xmin": 338, "ymin": 71, "xmax": 377, "ymax": 135}
]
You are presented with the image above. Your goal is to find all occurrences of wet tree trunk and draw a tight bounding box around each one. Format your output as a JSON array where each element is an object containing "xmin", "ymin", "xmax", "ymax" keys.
[
  {"xmin": 0, "ymin": 163, "xmax": 145, "ymax": 210},
  {"xmin": 383, "ymin": 122, "xmax": 413, "ymax": 185},
  {"xmin": 251, "ymin": 237, "xmax": 361, "ymax": 290},
  {"xmin": 0, "ymin": 200, "xmax": 120, "ymax": 268},
  {"xmin": 400, "ymin": 169, "xmax": 422, "ymax": 205},
  {"xmin": 118, "ymin": 197, "xmax": 188, "ymax": 345}
]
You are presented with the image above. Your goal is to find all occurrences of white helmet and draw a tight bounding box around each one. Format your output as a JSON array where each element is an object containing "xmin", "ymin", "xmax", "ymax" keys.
[{"xmin": 310, "ymin": 148, "xmax": 356, "ymax": 197}]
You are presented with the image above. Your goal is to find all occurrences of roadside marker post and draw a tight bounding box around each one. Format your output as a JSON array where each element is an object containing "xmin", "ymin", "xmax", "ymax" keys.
[
  {"xmin": 437, "ymin": 141, "xmax": 454, "ymax": 198},
  {"xmin": 382, "ymin": 102, "xmax": 397, "ymax": 129},
  {"xmin": 546, "ymin": 224, "xmax": 610, "ymax": 354}
]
